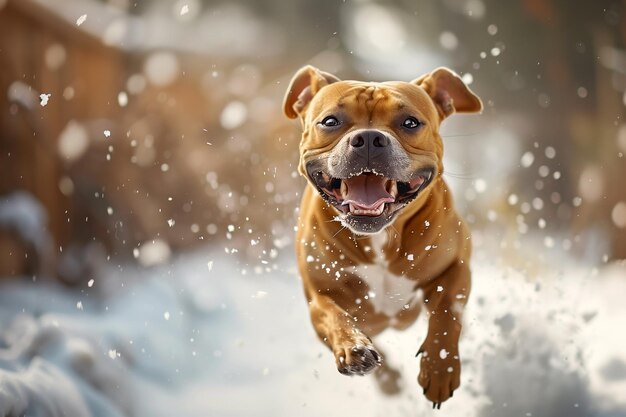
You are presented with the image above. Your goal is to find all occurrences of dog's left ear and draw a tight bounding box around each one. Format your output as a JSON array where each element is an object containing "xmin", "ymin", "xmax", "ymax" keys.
[
  {"xmin": 413, "ymin": 67, "xmax": 482, "ymax": 119},
  {"xmin": 283, "ymin": 65, "xmax": 341, "ymax": 119}
]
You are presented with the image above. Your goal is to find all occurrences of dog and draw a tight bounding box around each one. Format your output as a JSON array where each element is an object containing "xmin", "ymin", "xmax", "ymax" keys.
[{"xmin": 283, "ymin": 65, "xmax": 482, "ymax": 408}]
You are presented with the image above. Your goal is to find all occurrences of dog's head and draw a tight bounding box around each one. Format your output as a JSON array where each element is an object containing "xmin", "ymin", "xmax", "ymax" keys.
[{"xmin": 283, "ymin": 65, "xmax": 482, "ymax": 234}]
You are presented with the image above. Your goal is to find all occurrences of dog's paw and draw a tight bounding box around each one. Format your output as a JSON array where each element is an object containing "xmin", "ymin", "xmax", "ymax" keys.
[
  {"xmin": 333, "ymin": 333, "xmax": 382, "ymax": 376},
  {"xmin": 416, "ymin": 345, "xmax": 460, "ymax": 408}
]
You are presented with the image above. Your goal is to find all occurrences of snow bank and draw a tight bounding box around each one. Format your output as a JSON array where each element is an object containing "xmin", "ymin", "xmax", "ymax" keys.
[
  {"xmin": 0, "ymin": 245, "xmax": 625, "ymax": 416},
  {"xmin": 0, "ymin": 191, "xmax": 51, "ymax": 256}
]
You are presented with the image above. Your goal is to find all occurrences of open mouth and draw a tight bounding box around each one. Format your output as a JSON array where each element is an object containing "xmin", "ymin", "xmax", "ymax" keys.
[{"xmin": 310, "ymin": 168, "xmax": 435, "ymax": 218}]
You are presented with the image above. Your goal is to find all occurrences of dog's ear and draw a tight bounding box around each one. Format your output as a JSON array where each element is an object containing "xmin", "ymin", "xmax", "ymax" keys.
[
  {"xmin": 283, "ymin": 65, "xmax": 341, "ymax": 119},
  {"xmin": 413, "ymin": 67, "xmax": 482, "ymax": 119}
]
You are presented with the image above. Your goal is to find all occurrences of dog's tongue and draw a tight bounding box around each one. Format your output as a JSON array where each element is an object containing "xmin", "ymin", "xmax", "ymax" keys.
[{"xmin": 342, "ymin": 175, "xmax": 394, "ymax": 209}]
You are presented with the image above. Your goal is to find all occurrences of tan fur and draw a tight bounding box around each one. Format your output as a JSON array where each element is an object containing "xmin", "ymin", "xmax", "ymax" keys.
[{"xmin": 284, "ymin": 65, "xmax": 482, "ymax": 407}]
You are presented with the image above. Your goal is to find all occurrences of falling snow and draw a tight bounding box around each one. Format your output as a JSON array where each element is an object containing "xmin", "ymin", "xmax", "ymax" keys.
[
  {"xmin": 1, "ymin": 2, "xmax": 625, "ymax": 416},
  {"xmin": 76, "ymin": 14, "xmax": 87, "ymax": 26},
  {"xmin": 39, "ymin": 93, "xmax": 51, "ymax": 106}
]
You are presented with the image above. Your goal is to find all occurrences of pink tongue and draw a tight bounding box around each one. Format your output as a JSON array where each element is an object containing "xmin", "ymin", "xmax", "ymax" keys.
[{"xmin": 342, "ymin": 175, "xmax": 394, "ymax": 209}]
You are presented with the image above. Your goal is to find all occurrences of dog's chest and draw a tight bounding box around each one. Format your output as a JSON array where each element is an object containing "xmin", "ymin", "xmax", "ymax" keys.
[{"xmin": 354, "ymin": 233, "xmax": 418, "ymax": 317}]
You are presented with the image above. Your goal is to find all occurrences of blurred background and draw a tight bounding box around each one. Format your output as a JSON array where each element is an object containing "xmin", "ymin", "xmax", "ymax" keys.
[
  {"xmin": 1, "ymin": 0, "xmax": 625, "ymax": 280},
  {"xmin": 0, "ymin": 0, "xmax": 625, "ymax": 416}
]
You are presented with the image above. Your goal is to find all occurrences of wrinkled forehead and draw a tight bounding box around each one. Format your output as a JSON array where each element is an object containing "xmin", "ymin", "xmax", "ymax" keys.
[{"xmin": 307, "ymin": 81, "xmax": 438, "ymax": 122}]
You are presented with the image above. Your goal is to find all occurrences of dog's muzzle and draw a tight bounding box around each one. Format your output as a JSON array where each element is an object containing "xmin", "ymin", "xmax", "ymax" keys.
[{"xmin": 304, "ymin": 129, "xmax": 435, "ymax": 233}]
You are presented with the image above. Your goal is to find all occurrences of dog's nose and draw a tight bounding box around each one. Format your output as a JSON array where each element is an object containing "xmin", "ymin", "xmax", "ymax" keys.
[
  {"xmin": 349, "ymin": 130, "xmax": 390, "ymax": 149},
  {"xmin": 348, "ymin": 130, "xmax": 390, "ymax": 162}
]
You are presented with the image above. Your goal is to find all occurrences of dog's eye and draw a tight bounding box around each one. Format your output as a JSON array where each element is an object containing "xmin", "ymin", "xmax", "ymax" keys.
[
  {"xmin": 320, "ymin": 116, "xmax": 340, "ymax": 127},
  {"xmin": 402, "ymin": 117, "xmax": 421, "ymax": 129}
]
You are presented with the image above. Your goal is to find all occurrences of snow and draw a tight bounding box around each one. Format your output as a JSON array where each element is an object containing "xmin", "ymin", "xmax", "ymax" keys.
[
  {"xmin": 143, "ymin": 52, "xmax": 180, "ymax": 87},
  {"xmin": 612, "ymin": 202, "xmax": 626, "ymax": 228},
  {"xmin": 0, "ymin": 192, "xmax": 52, "ymax": 258},
  {"xmin": 220, "ymin": 101, "xmax": 248, "ymax": 130},
  {"xmin": 126, "ymin": 74, "xmax": 147, "ymax": 95},
  {"xmin": 521, "ymin": 151, "xmax": 535, "ymax": 168},
  {"xmin": 0, "ymin": 360, "xmax": 92, "ymax": 417},
  {"xmin": 462, "ymin": 72, "xmax": 474, "ymax": 85},
  {"xmin": 117, "ymin": 92, "xmax": 128, "ymax": 107},
  {"xmin": 39, "ymin": 93, "xmax": 51, "ymax": 106},
  {"xmin": 439, "ymin": 31, "xmax": 459, "ymax": 50},
  {"xmin": 7, "ymin": 81, "xmax": 37, "ymax": 109},
  {"xmin": 136, "ymin": 239, "xmax": 171, "ymax": 267},
  {"xmin": 0, "ymin": 243, "xmax": 625, "ymax": 416},
  {"xmin": 57, "ymin": 120, "xmax": 89, "ymax": 162},
  {"xmin": 474, "ymin": 178, "xmax": 487, "ymax": 193},
  {"xmin": 76, "ymin": 14, "xmax": 87, "ymax": 26}
]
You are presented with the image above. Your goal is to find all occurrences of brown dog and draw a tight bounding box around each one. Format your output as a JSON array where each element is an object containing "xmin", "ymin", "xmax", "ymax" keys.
[{"xmin": 283, "ymin": 65, "xmax": 482, "ymax": 408}]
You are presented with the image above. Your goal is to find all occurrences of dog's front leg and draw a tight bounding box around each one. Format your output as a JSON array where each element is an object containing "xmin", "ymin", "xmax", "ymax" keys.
[
  {"xmin": 309, "ymin": 294, "xmax": 382, "ymax": 376},
  {"xmin": 416, "ymin": 260, "xmax": 471, "ymax": 408}
]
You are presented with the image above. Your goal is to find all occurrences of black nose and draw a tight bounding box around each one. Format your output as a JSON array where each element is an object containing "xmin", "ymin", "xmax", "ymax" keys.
[
  {"xmin": 348, "ymin": 130, "xmax": 390, "ymax": 163},
  {"xmin": 349, "ymin": 130, "xmax": 390, "ymax": 148}
]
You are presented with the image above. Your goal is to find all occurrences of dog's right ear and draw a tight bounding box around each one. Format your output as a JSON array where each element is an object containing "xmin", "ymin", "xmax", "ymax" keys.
[{"xmin": 283, "ymin": 66, "xmax": 340, "ymax": 119}]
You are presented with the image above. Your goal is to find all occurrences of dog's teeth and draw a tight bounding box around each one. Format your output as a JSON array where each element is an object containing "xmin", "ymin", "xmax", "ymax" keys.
[
  {"xmin": 389, "ymin": 180, "xmax": 398, "ymax": 198},
  {"xmin": 349, "ymin": 203, "xmax": 385, "ymax": 216},
  {"xmin": 340, "ymin": 180, "xmax": 348, "ymax": 198}
]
